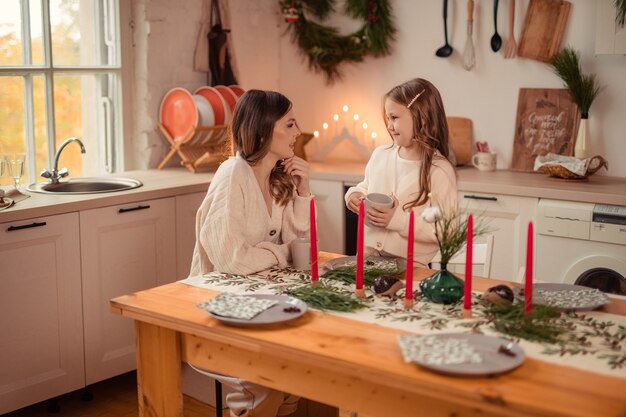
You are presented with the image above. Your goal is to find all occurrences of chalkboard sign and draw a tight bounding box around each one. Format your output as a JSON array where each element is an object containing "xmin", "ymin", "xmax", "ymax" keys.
[{"xmin": 511, "ymin": 88, "xmax": 579, "ymax": 172}]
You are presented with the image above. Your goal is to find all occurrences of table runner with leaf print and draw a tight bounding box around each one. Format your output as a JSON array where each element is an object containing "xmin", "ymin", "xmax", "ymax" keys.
[{"xmin": 180, "ymin": 268, "xmax": 626, "ymax": 378}]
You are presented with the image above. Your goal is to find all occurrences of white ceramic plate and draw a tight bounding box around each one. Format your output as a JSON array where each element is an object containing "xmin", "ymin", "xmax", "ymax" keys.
[
  {"xmin": 406, "ymin": 333, "xmax": 525, "ymax": 376},
  {"xmin": 324, "ymin": 256, "xmax": 406, "ymax": 271},
  {"xmin": 513, "ymin": 283, "xmax": 610, "ymax": 311},
  {"xmin": 203, "ymin": 294, "xmax": 307, "ymax": 327}
]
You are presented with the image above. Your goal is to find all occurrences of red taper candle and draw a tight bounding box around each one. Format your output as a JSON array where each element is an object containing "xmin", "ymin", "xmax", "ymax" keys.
[
  {"xmin": 464, "ymin": 214, "xmax": 473, "ymax": 311},
  {"xmin": 405, "ymin": 210, "xmax": 414, "ymax": 303},
  {"xmin": 355, "ymin": 199, "xmax": 365, "ymax": 294},
  {"xmin": 525, "ymin": 221, "xmax": 534, "ymax": 314},
  {"xmin": 309, "ymin": 198, "xmax": 319, "ymax": 282}
]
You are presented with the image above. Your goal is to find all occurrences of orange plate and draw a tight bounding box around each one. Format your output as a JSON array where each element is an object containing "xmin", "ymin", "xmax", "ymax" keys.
[
  {"xmin": 159, "ymin": 88, "xmax": 197, "ymax": 143},
  {"xmin": 215, "ymin": 85, "xmax": 238, "ymax": 112},
  {"xmin": 228, "ymin": 85, "xmax": 245, "ymax": 98},
  {"xmin": 195, "ymin": 86, "xmax": 228, "ymax": 125}
]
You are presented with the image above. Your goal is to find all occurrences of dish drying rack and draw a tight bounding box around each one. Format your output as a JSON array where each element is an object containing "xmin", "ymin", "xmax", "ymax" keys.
[{"xmin": 157, "ymin": 123, "xmax": 230, "ymax": 172}]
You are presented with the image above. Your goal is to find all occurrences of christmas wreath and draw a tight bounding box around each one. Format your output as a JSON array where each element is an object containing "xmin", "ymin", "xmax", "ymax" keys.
[{"xmin": 280, "ymin": 0, "xmax": 396, "ymax": 83}]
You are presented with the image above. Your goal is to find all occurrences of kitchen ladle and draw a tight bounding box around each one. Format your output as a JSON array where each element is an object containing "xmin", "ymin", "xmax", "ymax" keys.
[
  {"xmin": 490, "ymin": 0, "xmax": 502, "ymax": 52},
  {"xmin": 436, "ymin": 0, "xmax": 453, "ymax": 57}
]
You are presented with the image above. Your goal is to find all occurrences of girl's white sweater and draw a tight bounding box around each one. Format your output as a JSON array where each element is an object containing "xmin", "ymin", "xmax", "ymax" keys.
[{"xmin": 345, "ymin": 145, "xmax": 458, "ymax": 266}]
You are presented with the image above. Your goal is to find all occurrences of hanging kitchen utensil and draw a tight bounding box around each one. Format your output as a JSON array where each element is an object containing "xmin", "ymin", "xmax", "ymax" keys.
[
  {"xmin": 436, "ymin": 0, "xmax": 454, "ymax": 57},
  {"xmin": 503, "ymin": 0, "xmax": 517, "ymax": 58},
  {"xmin": 490, "ymin": 0, "xmax": 502, "ymax": 52},
  {"xmin": 463, "ymin": 0, "xmax": 475, "ymax": 70}
]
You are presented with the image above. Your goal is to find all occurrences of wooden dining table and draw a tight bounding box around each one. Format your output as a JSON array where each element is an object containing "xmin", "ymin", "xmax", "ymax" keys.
[{"xmin": 110, "ymin": 252, "xmax": 626, "ymax": 417}]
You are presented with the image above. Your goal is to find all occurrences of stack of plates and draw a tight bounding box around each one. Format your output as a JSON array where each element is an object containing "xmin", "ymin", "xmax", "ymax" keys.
[{"xmin": 159, "ymin": 85, "xmax": 245, "ymax": 143}]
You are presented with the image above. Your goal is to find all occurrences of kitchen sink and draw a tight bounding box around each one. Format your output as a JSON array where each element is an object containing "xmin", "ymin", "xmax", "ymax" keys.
[{"xmin": 27, "ymin": 177, "xmax": 143, "ymax": 194}]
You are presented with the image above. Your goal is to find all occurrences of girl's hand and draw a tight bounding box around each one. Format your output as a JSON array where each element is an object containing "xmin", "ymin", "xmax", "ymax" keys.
[
  {"xmin": 282, "ymin": 156, "xmax": 310, "ymax": 196},
  {"xmin": 366, "ymin": 194, "xmax": 399, "ymax": 228},
  {"xmin": 347, "ymin": 192, "xmax": 365, "ymax": 214}
]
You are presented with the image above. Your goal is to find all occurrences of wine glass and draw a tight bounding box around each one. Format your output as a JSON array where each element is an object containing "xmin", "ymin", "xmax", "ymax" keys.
[{"xmin": 5, "ymin": 153, "xmax": 25, "ymax": 190}]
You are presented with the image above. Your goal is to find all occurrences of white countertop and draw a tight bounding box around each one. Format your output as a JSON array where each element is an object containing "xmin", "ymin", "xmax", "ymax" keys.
[{"xmin": 2, "ymin": 162, "xmax": 625, "ymax": 223}]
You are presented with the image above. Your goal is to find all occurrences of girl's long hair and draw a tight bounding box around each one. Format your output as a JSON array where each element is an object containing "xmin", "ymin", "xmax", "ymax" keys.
[
  {"xmin": 230, "ymin": 89, "xmax": 294, "ymax": 206},
  {"xmin": 384, "ymin": 78, "xmax": 451, "ymax": 210}
]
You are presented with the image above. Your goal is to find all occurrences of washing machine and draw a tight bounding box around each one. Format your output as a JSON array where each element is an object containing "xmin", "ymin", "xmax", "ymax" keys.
[{"xmin": 536, "ymin": 199, "xmax": 626, "ymax": 295}]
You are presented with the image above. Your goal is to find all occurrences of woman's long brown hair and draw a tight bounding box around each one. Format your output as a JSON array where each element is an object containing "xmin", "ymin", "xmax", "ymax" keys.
[
  {"xmin": 230, "ymin": 89, "xmax": 295, "ymax": 206},
  {"xmin": 384, "ymin": 78, "xmax": 451, "ymax": 210}
]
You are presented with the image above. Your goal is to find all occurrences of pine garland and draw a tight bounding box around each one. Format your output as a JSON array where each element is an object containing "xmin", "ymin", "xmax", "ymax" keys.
[{"xmin": 279, "ymin": 0, "xmax": 396, "ymax": 83}]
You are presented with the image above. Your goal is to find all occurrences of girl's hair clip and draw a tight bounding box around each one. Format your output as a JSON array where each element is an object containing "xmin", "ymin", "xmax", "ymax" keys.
[{"xmin": 407, "ymin": 89, "xmax": 425, "ymax": 109}]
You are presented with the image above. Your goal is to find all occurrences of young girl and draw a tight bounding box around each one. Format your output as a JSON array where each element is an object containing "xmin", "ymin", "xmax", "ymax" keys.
[
  {"xmin": 345, "ymin": 78, "xmax": 457, "ymax": 266},
  {"xmin": 189, "ymin": 89, "xmax": 310, "ymax": 417}
]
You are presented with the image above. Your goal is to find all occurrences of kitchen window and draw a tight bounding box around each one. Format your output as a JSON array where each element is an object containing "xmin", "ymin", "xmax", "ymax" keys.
[{"xmin": 0, "ymin": 0, "xmax": 122, "ymax": 186}]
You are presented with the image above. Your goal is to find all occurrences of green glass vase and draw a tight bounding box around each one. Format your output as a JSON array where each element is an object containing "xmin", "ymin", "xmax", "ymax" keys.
[{"xmin": 419, "ymin": 264, "xmax": 465, "ymax": 304}]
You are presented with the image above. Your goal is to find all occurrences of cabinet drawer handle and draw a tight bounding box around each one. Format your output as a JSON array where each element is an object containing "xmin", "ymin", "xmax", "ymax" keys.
[
  {"xmin": 7, "ymin": 221, "xmax": 47, "ymax": 232},
  {"xmin": 463, "ymin": 194, "xmax": 498, "ymax": 202},
  {"xmin": 118, "ymin": 204, "xmax": 150, "ymax": 213}
]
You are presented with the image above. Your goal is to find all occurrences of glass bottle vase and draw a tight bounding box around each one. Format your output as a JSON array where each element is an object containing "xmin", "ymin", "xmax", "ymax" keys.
[{"xmin": 419, "ymin": 264, "xmax": 465, "ymax": 304}]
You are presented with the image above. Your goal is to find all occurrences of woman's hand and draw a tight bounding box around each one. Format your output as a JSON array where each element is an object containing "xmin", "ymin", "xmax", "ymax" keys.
[
  {"xmin": 366, "ymin": 194, "xmax": 399, "ymax": 228},
  {"xmin": 282, "ymin": 156, "xmax": 310, "ymax": 196},
  {"xmin": 347, "ymin": 192, "xmax": 365, "ymax": 214}
]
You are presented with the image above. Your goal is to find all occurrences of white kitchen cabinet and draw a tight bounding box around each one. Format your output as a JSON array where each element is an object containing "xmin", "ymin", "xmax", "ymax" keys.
[
  {"xmin": 310, "ymin": 179, "xmax": 345, "ymax": 254},
  {"xmin": 596, "ymin": 0, "xmax": 626, "ymax": 54},
  {"xmin": 80, "ymin": 197, "xmax": 177, "ymax": 384},
  {"xmin": 175, "ymin": 191, "xmax": 206, "ymax": 279},
  {"xmin": 458, "ymin": 192, "xmax": 538, "ymax": 281},
  {"xmin": 0, "ymin": 213, "xmax": 84, "ymax": 414}
]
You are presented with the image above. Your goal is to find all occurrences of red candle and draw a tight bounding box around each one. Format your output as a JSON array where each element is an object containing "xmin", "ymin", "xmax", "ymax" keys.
[
  {"xmin": 309, "ymin": 198, "xmax": 319, "ymax": 282},
  {"xmin": 464, "ymin": 214, "xmax": 473, "ymax": 311},
  {"xmin": 525, "ymin": 221, "xmax": 534, "ymax": 314},
  {"xmin": 356, "ymin": 200, "xmax": 364, "ymax": 291},
  {"xmin": 405, "ymin": 210, "xmax": 414, "ymax": 301}
]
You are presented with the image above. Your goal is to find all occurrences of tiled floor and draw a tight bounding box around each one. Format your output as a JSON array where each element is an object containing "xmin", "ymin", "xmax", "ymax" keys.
[{"xmin": 3, "ymin": 371, "xmax": 223, "ymax": 417}]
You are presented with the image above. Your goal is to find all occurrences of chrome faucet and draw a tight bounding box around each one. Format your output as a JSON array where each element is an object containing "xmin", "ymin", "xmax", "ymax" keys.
[{"xmin": 41, "ymin": 137, "xmax": 86, "ymax": 183}]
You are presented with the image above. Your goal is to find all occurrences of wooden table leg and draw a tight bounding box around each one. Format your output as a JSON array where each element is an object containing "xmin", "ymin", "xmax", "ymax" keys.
[{"xmin": 135, "ymin": 321, "xmax": 183, "ymax": 417}]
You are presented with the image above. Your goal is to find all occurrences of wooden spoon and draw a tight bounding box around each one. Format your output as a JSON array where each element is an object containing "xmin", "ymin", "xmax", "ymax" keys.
[{"xmin": 504, "ymin": 0, "xmax": 517, "ymax": 58}]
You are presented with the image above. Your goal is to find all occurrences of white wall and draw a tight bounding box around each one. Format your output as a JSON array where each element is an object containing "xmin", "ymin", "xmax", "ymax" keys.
[
  {"xmin": 230, "ymin": 0, "xmax": 626, "ymax": 177},
  {"xmin": 132, "ymin": 0, "xmax": 626, "ymax": 177}
]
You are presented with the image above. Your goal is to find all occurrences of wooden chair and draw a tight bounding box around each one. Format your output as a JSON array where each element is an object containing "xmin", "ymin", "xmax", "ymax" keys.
[
  {"xmin": 430, "ymin": 234, "xmax": 495, "ymax": 278},
  {"xmin": 157, "ymin": 123, "xmax": 230, "ymax": 172}
]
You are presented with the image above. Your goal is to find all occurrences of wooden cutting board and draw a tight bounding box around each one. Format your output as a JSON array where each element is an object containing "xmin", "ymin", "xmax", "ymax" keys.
[
  {"xmin": 447, "ymin": 116, "xmax": 472, "ymax": 166},
  {"xmin": 518, "ymin": 0, "xmax": 571, "ymax": 62}
]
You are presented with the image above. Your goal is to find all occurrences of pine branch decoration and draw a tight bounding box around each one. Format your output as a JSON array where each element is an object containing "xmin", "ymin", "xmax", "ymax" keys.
[
  {"xmin": 550, "ymin": 47, "xmax": 603, "ymax": 116},
  {"xmin": 280, "ymin": 0, "xmax": 396, "ymax": 83},
  {"xmin": 616, "ymin": 0, "xmax": 626, "ymax": 28}
]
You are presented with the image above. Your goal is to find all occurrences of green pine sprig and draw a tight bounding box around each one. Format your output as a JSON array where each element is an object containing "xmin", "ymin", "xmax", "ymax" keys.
[
  {"xmin": 434, "ymin": 208, "xmax": 491, "ymax": 266},
  {"xmin": 486, "ymin": 303, "xmax": 565, "ymax": 343},
  {"xmin": 550, "ymin": 47, "xmax": 603, "ymax": 115},
  {"xmin": 286, "ymin": 282, "xmax": 367, "ymax": 312},
  {"xmin": 322, "ymin": 265, "xmax": 404, "ymax": 287}
]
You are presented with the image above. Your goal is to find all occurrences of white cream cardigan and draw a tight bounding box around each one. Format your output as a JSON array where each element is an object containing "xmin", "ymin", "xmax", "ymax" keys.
[{"xmin": 189, "ymin": 154, "xmax": 310, "ymax": 276}]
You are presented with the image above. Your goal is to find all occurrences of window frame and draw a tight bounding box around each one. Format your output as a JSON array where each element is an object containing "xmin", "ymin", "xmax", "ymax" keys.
[{"xmin": 0, "ymin": 0, "xmax": 124, "ymax": 184}]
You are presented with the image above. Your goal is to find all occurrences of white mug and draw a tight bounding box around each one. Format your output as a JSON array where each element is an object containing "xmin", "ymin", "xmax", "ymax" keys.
[
  {"xmin": 472, "ymin": 152, "xmax": 497, "ymax": 171},
  {"xmin": 364, "ymin": 193, "xmax": 394, "ymax": 227},
  {"xmin": 291, "ymin": 237, "xmax": 311, "ymax": 270}
]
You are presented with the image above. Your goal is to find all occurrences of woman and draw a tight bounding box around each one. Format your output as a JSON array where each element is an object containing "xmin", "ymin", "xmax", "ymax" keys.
[
  {"xmin": 189, "ymin": 89, "xmax": 311, "ymax": 417},
  {"xmin": 190, "ymin": 89, "xmax": 311, "ymax": 276}
]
